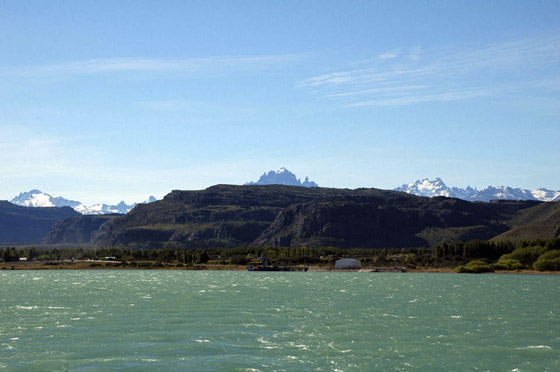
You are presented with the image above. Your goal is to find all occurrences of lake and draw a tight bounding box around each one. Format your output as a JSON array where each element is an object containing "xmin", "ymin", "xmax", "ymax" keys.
[{"xmin": 1, "ymin": 270, "xmax": 558, "ymax": 371}]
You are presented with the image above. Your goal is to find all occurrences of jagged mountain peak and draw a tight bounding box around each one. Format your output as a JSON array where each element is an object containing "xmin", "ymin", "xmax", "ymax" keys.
[
  {"xmin": 245, "ymin": 167, "xmax": 318, "ymax": 187},
  {"xmin": 396, "ymin": 177, "xmax": 452, "ymax": 198}
]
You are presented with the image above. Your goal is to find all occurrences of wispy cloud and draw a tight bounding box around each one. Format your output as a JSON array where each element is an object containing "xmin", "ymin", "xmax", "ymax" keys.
[
  {"xmin": 298, "ymin": 37, "xmax": 560, "ymax": 107},
  {"xmin": 348, "ymin": 89, "xmax": 496, "ymax": 107},
  {"xmin": 378, "ymin": 52, "xmax": 397, "ymax": 59},
  {"xmin": 0, "ymin": 54, "xmax": 305, "ymax": 78}
]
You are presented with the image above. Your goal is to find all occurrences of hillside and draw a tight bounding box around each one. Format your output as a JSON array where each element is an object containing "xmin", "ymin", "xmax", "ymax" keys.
[
  {"xmin": 99, "ymin": 185, "xmax": 390, "ymax": 248},
  {"xmin": 39, "ymin": 184, "xmax": 559, "ymax": 249},
  {"xmin": 490, "ymin": 225, "xmax": 560, "ymax": 243},
  {"xmin": 0, "ymin": 201, "xmax": 79, "ymax": 244},
  {"xmin": 490, "ymin": 201, "xmax": 560, "ymax": 242},
  {"xmin": 252, "ymin": 197, "xmax": 539, "ymax": 248},
  {"xmin": 42, "ymin": 214, "xmax": 120, "ymax": 244}
]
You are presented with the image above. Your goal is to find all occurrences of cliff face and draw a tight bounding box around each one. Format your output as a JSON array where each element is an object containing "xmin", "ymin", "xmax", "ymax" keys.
[
  {"xmin": 42, "ymin": 214, "xmax": 120, "ymax": 244},
  {"xmin": 252, "ymin": 197, "xmax": 526, "ymax": 248},
  {"xmin": 99, "ymin": 185, "xmax": 379, "ymax": 248},
  {"xmin": 41, "ymin": 185, "xmax": 560, "ymax": 249}
]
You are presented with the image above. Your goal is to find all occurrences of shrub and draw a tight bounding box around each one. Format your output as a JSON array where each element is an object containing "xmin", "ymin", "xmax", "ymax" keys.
[
  {"xmin": 466, "ymin": 260, "xmax": 488, "ymax": 266},
  {"xmin": 537, "ymin": 249, "xmax": 560, "ymax": 260},
  {"xmin": 533, "ymin": 250, "xmax": 560, "ymax": 271},
  {"xmin": 455, "ymin": 265, "xmax": 472, "ymax": 273},
  {"xmin": 492, "ymin": 258, "xmax": 524, "ymax": 271},
  {"xmin": 229, "ymin": 255, "xmax": 251, "ymax": 265},
  {"xmin": 454, "ymin": 260, "xmax": 494, "ymax": 273},
  {"xmin": 508, "ymin": 246, "xmax": 547, "ymax": 266}
]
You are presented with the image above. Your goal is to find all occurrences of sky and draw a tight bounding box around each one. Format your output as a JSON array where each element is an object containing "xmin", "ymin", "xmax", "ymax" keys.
[{"xmin": 1, "ymin": 0, "xmax": 559, "ymax": 205}]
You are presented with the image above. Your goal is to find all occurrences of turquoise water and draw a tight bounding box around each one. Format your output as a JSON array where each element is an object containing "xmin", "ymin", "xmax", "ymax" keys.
[{"xmin": 0, "ymin": 271, "xmax": 558, "ymax": 371}]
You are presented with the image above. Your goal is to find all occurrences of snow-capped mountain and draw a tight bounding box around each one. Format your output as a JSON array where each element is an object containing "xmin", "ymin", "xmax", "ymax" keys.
[
  {"xmin": 245, "ymin": 167, "xmax": 318, "ymax": 187},
  {"xmin": 393, "ymin": 178, "xmax": 453, "ymax": 198},
  {"xmin": 10, "ymin": 189, "xmax": 83, "ymax": 209},
  {"xmin": 395, "ymin": 178, "xmax": 560, "ymax": 202},
  {"xmin": 10, "ymin": 190, "xmax": 157, "ymax": 215}
]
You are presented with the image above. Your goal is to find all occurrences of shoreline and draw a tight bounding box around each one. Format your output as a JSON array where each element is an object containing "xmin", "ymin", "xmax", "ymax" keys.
[{"xmin": 1, "ymin": 261, "xmax": 558, "ymax": 275}]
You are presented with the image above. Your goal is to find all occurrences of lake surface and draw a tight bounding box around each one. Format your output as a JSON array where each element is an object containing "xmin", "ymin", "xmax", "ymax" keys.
[{"xmin": 0, "ymin": 270, "xmax": 558, "ymax": 371}]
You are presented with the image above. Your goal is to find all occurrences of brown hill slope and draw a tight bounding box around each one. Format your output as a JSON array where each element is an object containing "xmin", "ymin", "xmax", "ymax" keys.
[
  {"xmin": 490, "ymin": 201, "xmax": 560, "ymax": 242},
  {"xmin": 491, "ymin": 225, "xmax": 560, "ymax": 242}
]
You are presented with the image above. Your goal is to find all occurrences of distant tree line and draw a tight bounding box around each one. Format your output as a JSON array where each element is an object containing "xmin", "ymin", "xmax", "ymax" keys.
[
  {"xmin": 433, "ymin": 240, "xmax": 516, "ymax": 260},
  {"xmin": 454, "ymin": 237, "xmax": 560, "ymax": 273},
  {"xmin": 2, "ymin": 237, "xmax": 559, "ymax": 271}
]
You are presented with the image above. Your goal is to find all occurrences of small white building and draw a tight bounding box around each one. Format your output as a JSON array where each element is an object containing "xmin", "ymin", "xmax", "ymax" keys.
[{"xmin": 335, "ymin": 258, "xmax": 361, "ymax": 269}]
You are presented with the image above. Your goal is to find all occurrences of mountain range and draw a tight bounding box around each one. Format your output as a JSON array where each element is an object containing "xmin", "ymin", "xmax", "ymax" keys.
[
  {"xmin": 10, "ymin": 190, "xmax": 156, "ymax": 215},
  {"xmin": 3, "ymin": 183, "xmax": 559, "ymax": 246},
  {"xmin": 4, "ymin": 173, "xmax": 560, "ymax": 246},
  {"xmin": 41, "ymin": 184, "xmax": 560, "ymax": 248},
  {"xmin": 245, "ymin": 167, "xmax": 318, "ymax": 187},
  {"xmin": 10, "ymin": 174, "xmax": 559, "ymax": 217},
  {"xmin": 395, "ymin": 178, "xmax": 560, "ymax": 202}
]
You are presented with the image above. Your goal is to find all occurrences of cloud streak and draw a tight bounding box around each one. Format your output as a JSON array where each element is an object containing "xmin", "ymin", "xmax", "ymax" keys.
[
  {"xmin": 378, "ymin": 52, "xmax": 397, "ymax": 59},
  {"xmin": 0, "ymin": 54, "xmax": 305, "ymax": 78},
  {"xmin": 298, "ymin": 37, "xmax": 560, "ymax": 107}
]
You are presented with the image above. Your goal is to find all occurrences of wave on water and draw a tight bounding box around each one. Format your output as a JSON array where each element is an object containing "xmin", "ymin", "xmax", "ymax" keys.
[
  {"xmin": 515, "ymin": 345, "xmax": 552, "ymax": 350},
  {"xmin": 1, "ymin": 270, "xmax": 558, "ymax": 371}
]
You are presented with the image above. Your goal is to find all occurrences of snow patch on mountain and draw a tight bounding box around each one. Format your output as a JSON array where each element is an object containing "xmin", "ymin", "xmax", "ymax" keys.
[
  {"xmin": 10, "ymin": 190, "xmax": 157, "ymax": 215},
  {"xmin": 395, "ymin": 178, "xmax": 560, "ymax": 202},
  {"xmin": 530, "ymin": 188, "xmax": 560, "ymax": 202},
  {"xmin": 246, "ymin": 167, "xmax": 318, "ymax": 187},
  {"xmin": 11, "ymin": 189, "xmax": 83, "ymax": 208}
]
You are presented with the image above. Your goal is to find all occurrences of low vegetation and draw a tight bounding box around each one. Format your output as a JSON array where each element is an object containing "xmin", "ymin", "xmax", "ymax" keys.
[
  {"xmin": 2, "ymin": 237, "xmax": 559, "ymax": 272},
  {"xmin": 454, "ymin": 260, "xmax": 493, "ymax": 273},
  {"xmin": 453, "ymin": 238, "xmax": 560, "ymax": 273}
]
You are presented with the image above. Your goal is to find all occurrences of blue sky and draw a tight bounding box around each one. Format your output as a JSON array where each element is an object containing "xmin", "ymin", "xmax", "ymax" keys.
[{"xmin": 1, "ymin": 0, "xmax": 559, "ymax": 205}]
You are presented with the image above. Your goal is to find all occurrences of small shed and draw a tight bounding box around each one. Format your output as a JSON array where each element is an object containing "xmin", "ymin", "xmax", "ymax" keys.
[{"xmin": 335, "ymin": 258, "xmax": 361, "ymax": 269}]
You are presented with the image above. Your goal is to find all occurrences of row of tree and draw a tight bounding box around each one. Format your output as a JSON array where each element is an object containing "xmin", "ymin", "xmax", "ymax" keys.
[
  {"xmin": 433, "ymin": 240, "xmax": 516, "ymax": 260},
  {"xmin": 2, "ymin": 238, "xmax": 559, "ymax": 270}
]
